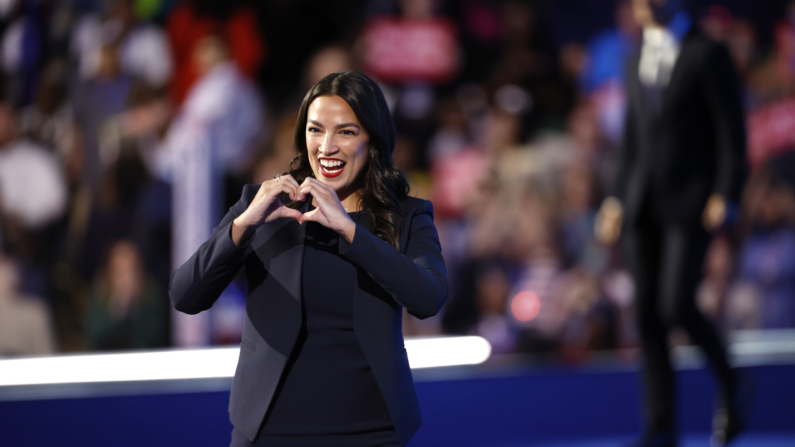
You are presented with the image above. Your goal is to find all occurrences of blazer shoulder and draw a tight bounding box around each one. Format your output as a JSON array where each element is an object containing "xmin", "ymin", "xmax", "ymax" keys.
[
  {"xmin": 400, "ymin": 196, "xmax": 434, "ymax": 220},
  {"xmin": 226, "ymin": 183, "xmax": 262, "ymax": 215},
  {"xmin": 242, "ymin": 183, "xmax": 262, "ymax": 202}
]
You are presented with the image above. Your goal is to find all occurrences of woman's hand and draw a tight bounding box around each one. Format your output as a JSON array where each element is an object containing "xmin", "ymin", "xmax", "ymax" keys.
[
  {"xmin": 297, "ymin": 177, "xmax": 357, "ymax": 243},
  {"xmin": 231, "ymin": 175, "xmax": 304, "ymax": 245}
]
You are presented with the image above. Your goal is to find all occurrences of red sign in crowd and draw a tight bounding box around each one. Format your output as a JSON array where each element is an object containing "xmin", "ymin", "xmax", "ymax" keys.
[
  {"xmin": 359, "ymin": 18, "xmax": 460, "ymax": 84},
  {"xmin": 747, "ymin": 98, "xmax": 795, "ymax": 169}
]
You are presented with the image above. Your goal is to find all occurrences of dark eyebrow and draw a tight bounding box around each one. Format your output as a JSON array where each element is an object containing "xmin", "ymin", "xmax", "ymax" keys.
[
  {"xmin": 335, "ymin": 122, "xmax": 361, "ymax": 131},
  {"xmin": 308, "ymin": 120, "xmax": 361, "ymax": 131}
]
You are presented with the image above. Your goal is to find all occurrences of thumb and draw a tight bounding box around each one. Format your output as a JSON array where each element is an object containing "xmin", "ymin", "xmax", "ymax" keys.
[{"xmin": 299, "ymin": 207, "xmax": 323, "ymax": 225}]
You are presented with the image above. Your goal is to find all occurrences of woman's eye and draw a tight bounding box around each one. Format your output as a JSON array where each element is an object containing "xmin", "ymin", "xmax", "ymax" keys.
[
  {"xmin": 341, "ymin": 129, "xmax": 355, "ymax": 136},
  {"xmin": 307, "ymin": 127, "xmax": 321, "ymax": 133}
]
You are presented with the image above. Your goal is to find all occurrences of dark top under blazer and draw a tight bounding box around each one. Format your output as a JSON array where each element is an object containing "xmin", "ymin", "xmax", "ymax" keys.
[
  {"xmin": 168, "ymin": 184, "xmax": 449, "ymax": 446},
  {"xmin": 615, "ymin": 28, "xmax": 746, "ymax": 225}
]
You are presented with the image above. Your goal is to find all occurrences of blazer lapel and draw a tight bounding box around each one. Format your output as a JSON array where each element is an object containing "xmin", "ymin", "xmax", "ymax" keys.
[
  {"xmin": 660, "ymin": 29, "xmax": 697, "ymax": 111},
  {"xmin": 627, "ymin": 54, "xmax": 650, "ymax": 117}
]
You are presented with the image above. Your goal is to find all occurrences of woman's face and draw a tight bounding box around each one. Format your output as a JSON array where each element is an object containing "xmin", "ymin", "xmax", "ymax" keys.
[{"xmin": 306, "ymin": 95, "xmax": 369, "ymax": 198}]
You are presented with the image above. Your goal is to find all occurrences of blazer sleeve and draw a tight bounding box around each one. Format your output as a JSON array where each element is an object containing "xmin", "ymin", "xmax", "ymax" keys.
[
  {"xmin": 168, "ymin": 185, "xmax": 257, "ymax": 315},
  {"xmin": 702, "ymin": 41, "xmax": 747, "ymax": 203},
  {"xmin": 338, "ymin": 199, "xmax": 449, "ymax": 320}
]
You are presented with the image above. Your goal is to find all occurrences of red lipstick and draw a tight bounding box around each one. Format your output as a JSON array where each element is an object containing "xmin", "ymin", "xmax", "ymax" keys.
[{"xmin": 319, "ymin": 157, "xmax": 346, "ymax": 178}]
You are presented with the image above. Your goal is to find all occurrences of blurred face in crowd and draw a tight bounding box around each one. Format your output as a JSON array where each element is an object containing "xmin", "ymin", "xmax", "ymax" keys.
[
  {"xmin": 401, "ymin": 0, "xmax": 434, "ymax": 18},
  {"xmin": 617, "ymin": 0, "xmax": 641, "ymax": 35},
  {"xmin": 304, "ymin": 46, "xmax": 352, "ymax": 90},
  {"xmin": 193, "ymin": 36, "xmax": 228, "ymax": 76},
  {"xmin": 97, "ymin": 45, "xmax": 120, "ymax": 79},
  {"xmin": 759, "ymin": 183, "xmax": 795, "ymax": 227},
  {"xmin": 632, "ymin": 0, "xmax": 682, "ymax": 28},
  {"xmin": 476, "ymin": 267, "xmax": 510, "ymax": 316},
  {"xmin": 483, "ymin": 110, "xmax": 519, "ymax": 154},
  {"xmin": 108, "ymin": 240, "xmax": 143, "ymax": 296},
  {"xmin": 306, "ymin": 95, "xmax": 369, "ymax": 200}
]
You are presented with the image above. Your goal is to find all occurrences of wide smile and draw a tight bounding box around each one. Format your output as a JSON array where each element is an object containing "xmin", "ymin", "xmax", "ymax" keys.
[{"xmin": 319, "ymin": 157, "xmax": 346, "ymax": 178}]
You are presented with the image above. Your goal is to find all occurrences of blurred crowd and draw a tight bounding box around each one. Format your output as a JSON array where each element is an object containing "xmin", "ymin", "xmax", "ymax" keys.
[{"xmin": 1, "ymin": 0, "xmax": 795, "ymax": 359}]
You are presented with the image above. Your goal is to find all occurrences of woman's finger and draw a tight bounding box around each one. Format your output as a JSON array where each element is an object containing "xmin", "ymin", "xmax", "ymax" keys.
[
  {"xmin": 265, "ymin": 181, "xmax": 298, "ymax": 211},
  {"xmin": 297, "ymin": 184, "xmax": 318, "ymax": 204},
  {"xmin": 298, "ymin": 183, "xmax": 333, "ymax": 206},
  {"xmin": 270, "ymin": 175, "xmax": 300, "ymax": 201},
  {"xmin": 284, "ymin": 176, "xmax": 304, "ymax": 201},
  {"xmin": 284, "ymin": 181, "xmax": 300, "ymax": 201},
  {"xmin": 282, "ymin": 174, "xmax": 300, "ymax": 191},
  {"xmin": 303, "ymin": 179, "xmax": 337, "ymax": 198},
  {"xmin": 305, "ymin": 177, "xmax": 335, "ymax": 196},
  {"xmin": 300, "ymin": 176, "xmax": 329, "ymax": 194}
]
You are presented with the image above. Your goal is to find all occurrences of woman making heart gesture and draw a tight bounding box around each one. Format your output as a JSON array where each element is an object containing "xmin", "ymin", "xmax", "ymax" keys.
[{"xmin": 169, "ymin": 71, "xmax": 449, "ymax": 447}]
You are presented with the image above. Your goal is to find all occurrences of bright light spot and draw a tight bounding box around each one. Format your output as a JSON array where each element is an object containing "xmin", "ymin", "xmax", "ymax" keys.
[
  {"xmin": 0, "ymin": 336, "xmax": 492, "ymax": 387},
  {"xmin": 511, "ymin": 290, "xmax": 541, "ymax": 322},
  {"xmin": 405, "ymin": 336, "xmax": 491, "ymax": 369},
  {"xmin": 0, "ymin": 348, "xmax": 240, "ymax": 386}
]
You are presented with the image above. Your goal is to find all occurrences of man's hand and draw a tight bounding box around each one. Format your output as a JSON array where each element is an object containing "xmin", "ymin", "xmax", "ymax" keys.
[
  {"xmin": 703, "ymin": 193, "xmax": 727, "ymax": 232},
  {"xmin": 595, "ymin": 197, "xmax": 624, "ymax": 245}
]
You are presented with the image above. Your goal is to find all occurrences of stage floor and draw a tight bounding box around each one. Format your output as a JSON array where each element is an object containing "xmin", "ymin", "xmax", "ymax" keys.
[{"xmin": 533, "ymin": 433, "xmax": 795, "ymax": 447}]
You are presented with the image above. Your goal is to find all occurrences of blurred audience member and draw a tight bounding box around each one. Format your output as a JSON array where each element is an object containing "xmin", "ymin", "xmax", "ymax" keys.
[
  {"xmin": 474, "ymin": 264, "xmax": 517, "ymax": 354},
  {"xmin": 746, "ymin": 10, "xmax": 795, "ymax": 169},
  {"xmin": 0, "ymin": 102, "xmax": 68, "ymax": 230},
  {"xmin": 167, "ymin": 0, "xmax": 264, "ymax": 105},
  {"xmin": 699, "ymin": 4, "xmax": 733, "ymax": 43},
  {"xmin": 560, "ymin": 162, "xmax": 601, "ymax": 269},
  {"xmin": 696, "ymin": 235, "xmax": 734, "ymax": 324},
  {"xmin": 252, "ymin": 113, "xmax": 297, "ymax": 185},
  {"xmin": 0, "ymin": 256, "xmax": 56, "ymax": 356},
  {"xmin": 736, "ymin": 165, "xmax": 795, "ymax": 329},
  {"xmin": 0, "ymin": 0, "xmax": 47, "ymax": 107},
  {"xmin": 580, "ymin": 0, "xmax": 640, "ymax": 145},
  {"xmin": 726, "ymin": 19, "xmax": 757, "ymax": 81},
  {"xmin": 579, "ymin": 0, "xmax": 640, "ymax": 94},
  {"xmin": 428, "ymin": 95, "xmax": 469, "ymax": 161},
  {"xmin": 19, "ymin": 59, "xmax": 74, "ymax": 159},
  {"xmin": 121, "ymin": 81, "xmax": 174, "ymax": 181},
  {"xmin": 84, "ymin": 240, "xmax": 167, "ymax": 351},
  {"xmin": 72, "ymin": 40, "xmax": 132, "ymax": 187},
  {"xmin": 164, "ymin": 35, "xmax": 263, "ymax": 346},
  {"xmin": 71, "ymin": 0, "xmax": 173, "ymax": 87},
  {"xmin": 77, "ymin": 141, "xmax": 156, "ymax": 280},
  {"xmin": 302, "ymin": 44, "xmax": 354, "ymax": 95},
  {"xmin": 557, "ymin": 268, "xmax": 618, "ymax": 358}
]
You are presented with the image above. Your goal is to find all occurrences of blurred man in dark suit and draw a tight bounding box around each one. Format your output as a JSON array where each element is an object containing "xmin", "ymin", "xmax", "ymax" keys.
[{"xmin": 595, "ymin": 0, "xmax": 747, "ymax": 446}]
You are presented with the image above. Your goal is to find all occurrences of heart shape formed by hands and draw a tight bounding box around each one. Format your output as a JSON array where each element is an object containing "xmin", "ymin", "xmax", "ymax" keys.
[{"xmin": 232, "ymin": 175, "xmax": 359, "ymax": 246}]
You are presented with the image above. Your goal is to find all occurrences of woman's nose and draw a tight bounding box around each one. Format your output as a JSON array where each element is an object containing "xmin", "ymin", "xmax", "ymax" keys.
[{"xmin": 319, "ymin": 134, "xmax": 338, "ymax": 155}]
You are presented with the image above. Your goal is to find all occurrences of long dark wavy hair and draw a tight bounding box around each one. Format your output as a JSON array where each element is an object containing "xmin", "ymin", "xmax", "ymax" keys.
[{"xmin": 284, "ymin": 71, "xmax": 410, "ymax": 249}]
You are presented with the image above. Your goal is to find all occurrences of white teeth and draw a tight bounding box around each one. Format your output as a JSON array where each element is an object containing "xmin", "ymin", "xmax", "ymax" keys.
[{"xmin": 320, "ymin": 159, "xmax": 344, "ymax": 167}]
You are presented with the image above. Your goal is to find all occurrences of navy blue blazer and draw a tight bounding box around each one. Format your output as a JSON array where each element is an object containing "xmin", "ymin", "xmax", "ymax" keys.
[{"xmin": 169, "ymin": 184, "xmax": 449, "ymax": 445}]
